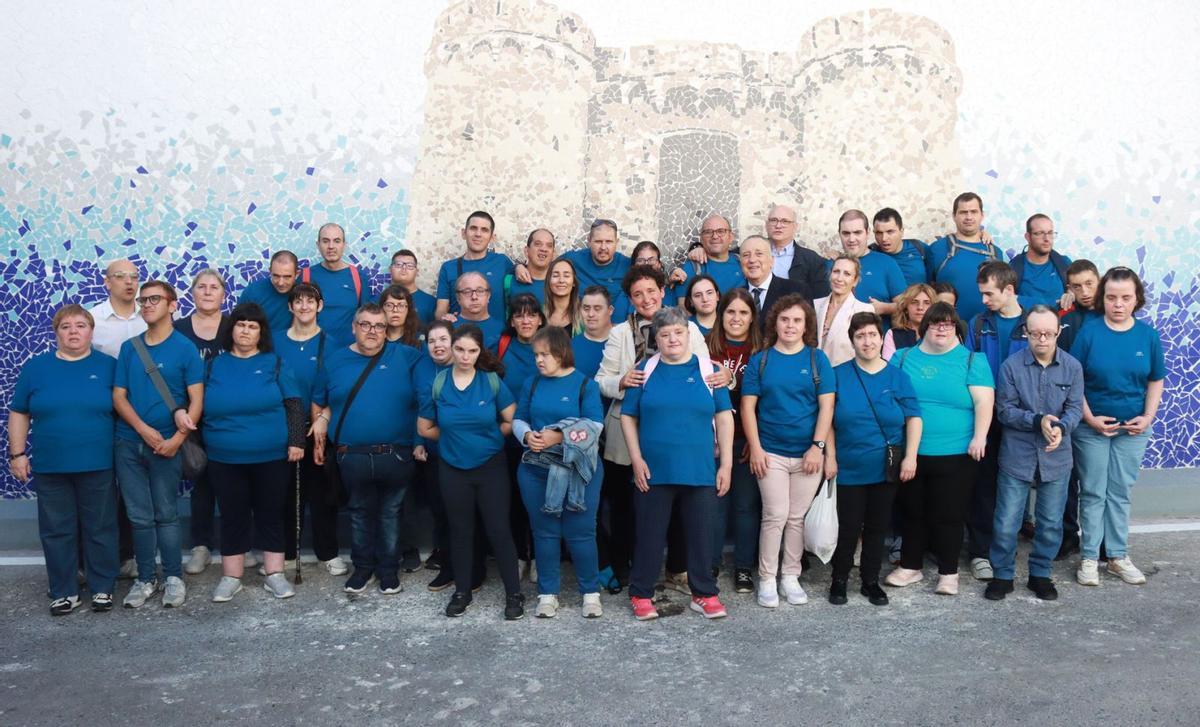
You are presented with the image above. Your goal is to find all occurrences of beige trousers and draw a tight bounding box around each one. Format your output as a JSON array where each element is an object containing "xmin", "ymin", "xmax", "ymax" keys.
[{"xmin": 757, "ymin": 452, "xmax": 823, "ymax": 579}]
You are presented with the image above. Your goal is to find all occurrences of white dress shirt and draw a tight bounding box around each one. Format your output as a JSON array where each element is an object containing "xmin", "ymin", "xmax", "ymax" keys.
[{"xmin": 88, "ymin": 299, "xmax": 147, "ymax": 358}]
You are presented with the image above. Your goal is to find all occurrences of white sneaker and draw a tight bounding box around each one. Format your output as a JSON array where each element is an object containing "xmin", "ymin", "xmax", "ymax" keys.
[
  {"xmin": 780, "ymin": 575, "xmax": 808, "ymax": 605},
  {"xmin": 535, "ymin": 594, "xmax": 559, "ymax": 618},
  {"xmin": 242, "ymin": 551, "xmax": 259, "ymax": 569},
  {"xmin": 1106, "ymin": 557, "xmax": 1146, "ymax": 585},
  {"xmin": 581, "ymin": 592, "xmax": 603, "ymax": 619},
  {"xmin": 322, "ymin": 556, "xmax": 349, "ymax": 576},
  {"xmin": 184, "ymin": 545, "xmax": 211, "ymax": 575},
  {"xmin": 263, "ymin": 572, "xmax": 296, "ymax": 599},
  {"xmin": 970, "ymin": 557, "xmax": 994, "ymax": 581},
  {"xmin": 162, "ymin": 576, "xmax": 186, "ymax": 608},
  {"xmin": 757, "ymin": 578, "xmax": 779, "ymax": 608},
  {"xmin": 123, "ymin": 579, "xmax": 158, "ymax": 608},
  {"xmin": 211, "ymin": 576, "xmax": 243, "ymax": 603},
  {"xmin": 934, "ymin": 574, "xmax": 959, "ymax": 596},
  {"xmin": 118, "ymin": 558, "xmax": 138, "ymax": 580},
  {"xmin": 1077, "ymin": 559, "xmax": 1100, "ymax": 586},
  {"xmin": 884, "ymin": 567, "xmax": 924, "ymax": 588}
]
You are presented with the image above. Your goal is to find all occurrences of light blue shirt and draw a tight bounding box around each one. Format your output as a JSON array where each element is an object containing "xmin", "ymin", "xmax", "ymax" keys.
[{"xmin": 771, "ymin": 242, "xmax": 795, "ymax": 279}]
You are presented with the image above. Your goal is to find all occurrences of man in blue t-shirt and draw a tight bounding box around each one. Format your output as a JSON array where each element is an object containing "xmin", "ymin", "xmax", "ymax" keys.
[
  {"xmin": 871, "ymin": 207, "xmax": 930, "ymax": 287},
  {"xmin": 528, "ymin": 219, "xmax": 631, "ymax": 303},
  {"xmin": 434, "ymin": 211, "xmax": 515, "ymax": 323},
  {"xmin": 303, "ymin": 223, "xmax": 369, "ymax": 346},
  {"xmin": 673, "ymin": 213, "xmax": 746, "ymax": 295},
  {"xmin": 237, "ymin": 250, "xmax": 299, "ymax": 334},
  {"xmin": 926, "ymin": 192, "xmax": 1002, "ymax": 323},
  {"xmin": 112, "ymin": 280, "xmax": 204, "ymax": 609},
  {"xmin": 507, "ymin": 228, "xmax": 557, "ymax": 309},
  {"xmin": 452, "ymin": 271, "xmax": 505, "ymax": 352},
  {"xmin": 388, "ymin": 249, "xmax": 437, "ymax": 327},
  {"xmin": 836, "ymin": 209, "xmax": 906, "ymax": 319},
  {"xmin": 1011, "ymin": 213, "xmax": 1072, "ymax": 309}
]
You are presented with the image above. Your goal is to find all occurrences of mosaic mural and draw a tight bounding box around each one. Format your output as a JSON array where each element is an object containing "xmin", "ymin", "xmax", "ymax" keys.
[{"xmin": 0, "ymin": 0, "xmax": 1196, "ymax": 498}]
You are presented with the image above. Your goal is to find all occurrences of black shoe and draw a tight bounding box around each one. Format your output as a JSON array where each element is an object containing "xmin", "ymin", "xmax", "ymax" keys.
[
  {"xmin": 1027, "ymin": 576, "xmax": 1058, "ymax": 601},
  {"xmin": 427, "ymin": 569, "xmax": 455, "ymax": 592},
  {"xmin": 425, "ymin": 549, "xmax": 444, "ymax": 571},
  {"xmin": 984, "ymin": 579, "xmax": 1014, "ymax": 601},
  {"xmin": 504, "ymin": 593, "xmax": 526, "ymax": 621},
  {"xmin": 860, "ymin": 582, "xmax": 889, "ymax": 606},
  {"xmin": 343, "ymin": 568, "xmax": 375, "ymax": 594},
  {"xmin": 445, "ymin": 592, "xmax": 471, "ymax": 617},
  {"xmin": 49, "ymin": 595, "xmax": 81, "ymax": 616},
  {"xmin": 400, "ymin": 549, "xmax": 422, "ymax": 573},
  {"xmin": 1055, "ymin": 534, "xmax": 1080, "ymax": 561},
  {"xmin": 828, "ymin": 579, "xmax": 848, "ymax": 605},
  {"xmin": 379, "ymin": 572, "xmax": 402, "ymax": 595},
  {"xmin": 734, "ymin": 569, "xmax": 754, "ymax": 594}
]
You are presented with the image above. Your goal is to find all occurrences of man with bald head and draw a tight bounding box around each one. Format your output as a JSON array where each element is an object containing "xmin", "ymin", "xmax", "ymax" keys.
[
  {"xmin": 89, "ymin": 259, "xmax": 148, "ymax": 358},
  {"xmin": 238, "ymin": 249, "xmax": 300, "ymax": 334},
  {"xmin": 303, "ymin": 222, "xmax": 368, "ymax": 345},
  {"xmin": 739, "ymin": 235, "xmax": 806, "ymax": 330},
  {"xmin": 764, "ymin": 204, "xmax": 830, "ymax": 300},
  {"xmin": 674, "ymin": 213, "xmax": 746, "ymax": 295},
  {"xmin": 453, "ymin": 271, "xmax": 505, "ymax": 352}
]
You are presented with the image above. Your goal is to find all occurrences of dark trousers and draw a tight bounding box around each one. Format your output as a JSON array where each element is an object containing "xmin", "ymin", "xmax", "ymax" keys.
[
  {"xmin": 440, "ymin": 451, "xmax": 520, "ymax": 596},
  {"xmin": 598, "ymin": 461, "xmax": 686, "ymax": 583},
  {"xmin": 39, "ymin": 470, "xmax": 118, "ymax": 598},
  {"xmin": 338, "ymin": 447, "xmax": 414, "ymax": 574},
  {"xmin": 831, "ymin": 481, "xmax": 898, "ymax": 584},
  {"xmin": 413, "ymin": 454, "xmax": 451, "ymax": 562},
  {"xmin": 187, "ymin": 431, "xmax": 216, "ymax": 550},
  {"xmin": 505, "ymin": 440, "xmax": 533, "ymax": 562},
  {"xmin": 710, "ymin": 451, "xmax": 761, "ymax": 571},
  {"xmin": 899, "ymin": 454, "xmax": 976, "ymax": 575},
  {"xmin": 629, "ymin": 485, "xmax": 718, "ymax": 599},
  {"xmin": 284, "ymin": 439, "xmax": 341, "ymax": 562},
  {"xmin": 208, "ymin": 459, "xmax": 289, "ymax": 556},
  {"xmin": 966, "ymin": 424, "xmax": 1001, "ymax": 559}
]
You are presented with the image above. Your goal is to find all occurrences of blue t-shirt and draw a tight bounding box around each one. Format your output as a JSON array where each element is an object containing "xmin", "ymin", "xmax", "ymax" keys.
[
  {"xmin": 456, "ymin": 316, "xmax": 505, "ymax": 353},
  {"xmin": 684, "ymin": 256, "xmax": 745, "ymax": 295},
  {"xmin": 435, "ymin": 251, "xmax": 515, "ymax": 322},
  {"xmin": 561, "ymin": 249, "xmax": 630, "ymax": 303},
  {"xmin": 1014, "ymin": 254, "xmax": 1071, "ymax": 308},
  {"xmin": 621, "ymin": 355, "xmax": 733, "ymax": 487},
  {"xmin": 1070, "ymin": 318, "xmax": 1165, "ymax": 422},
  {"xmin": 927, "ymin": 236, "xmax": 1001, "ymax": 322},
  {"xmin": 832, "ymin": 361, "xmax": 921, "ymax": 485},
  {"xmin": 411, "ymin": 289, "xmax": 437, "ymax": 327},
  {"xmin": 500, "ymin": 337, "xmax": 538, "ymax": 402},
  {"xmin": 238, "ymin": 277, "xmax": 292, "ymax": 335},
  {"xmin": 419, "ymin": 369, "xmax": 516, "ymax": 470},
  {"xmin": 305, "ymin": 264, "xmax": 368, "ymax": 346},
  {"xmin": 854, "ymin": 251, "xmax": 907, "ymax": 306},
  {"xmin": 11, "ymin": 351, "xmax": 115, "ymax": 473},
  {"xmin": 507, "ymin": 276, "xmax": 545, "ymax": 307},
  {"xmin": 202, "ymin": 353, "xmax": 299, "ymax": 464},
  {"xmin": 892, "ymin": 344, "xmax": 994, "ymax": 456},
  {"xmin": 995, "ymin": 313, "xmax": 1022, "ymax": 367},
  {"xmin": 413, "ymin": 353, "xmax": 451, "ymax": 456},
  {"xmin": 742, "ymin": 346, "xmax": 836, "ymax": 457},
  {"xmin": 114, "ymin": 331, "xmax": 204, "ymax": 441},
  {"xmin": 313, "ymin": 343, "xmax": 421, "ymax": 447},
  {"xmin": 689, "ymin": 315, "xmax": 712, "ymax": 338},
  {"xmin": 516, "ymin": 370, "xmax": 604, "ymax": 432},
  {"xmin": 571, "ymin": 334, "xmax": 607, "ymax": 379},
  {"xmin": 880, "ymin": 240, "xmax": 930, "ymax": 287},
  {"xmin": 271, "ymin": 330, "xmax": 327, "ymax": 413}
]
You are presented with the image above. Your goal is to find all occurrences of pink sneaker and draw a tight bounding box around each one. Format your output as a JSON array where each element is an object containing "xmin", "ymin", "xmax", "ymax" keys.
[
  {"xmin": 630, "ymin": 596, "xmax": 659, "ymax": 621},
  {"xmin": 689, "ymin": 595, "xmax": 728, "ymax": 619}
]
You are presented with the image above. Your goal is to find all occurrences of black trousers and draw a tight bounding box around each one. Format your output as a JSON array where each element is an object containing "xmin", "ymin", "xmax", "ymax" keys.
[
  {"xmin": 629, "ymin": 485, "xmax": 718, "ymax": 599},
  {"xmin": 505, "ymin": 440, "xmax": 533, "ymax": 562},
  {"xmin": 412, "ymin": 454, "xmax": 451, "ymax": 560},
  {"xmin": 899, "ymin": 454, "xmax": 976, "ymax": 575},
  {"xmin": 284, "ymin": 438, "xmax": 341, "ymax": 562},
  {"xmin": 439, "ymin": 451, "xmax": 520, "ymax": 597},
  {"xmin": 831, "ymin": 481, "xmax": 898, "ymax": 583},
  {"xmin": 208, "ymin": 459, "xmax": 288, "ymax": 556},
  {"xmin": 598, "ymin": 461, "xmax": 686, "ymax": 583},
  {"xmin": 966, "ymin": 423, "xmax": 1001, "ymax": 559}
]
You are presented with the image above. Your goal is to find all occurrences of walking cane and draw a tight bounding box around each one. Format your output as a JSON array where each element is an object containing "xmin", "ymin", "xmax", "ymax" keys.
[{"xmin": 294, "ymin": 460, "xmax": 303, "ymax": 584}]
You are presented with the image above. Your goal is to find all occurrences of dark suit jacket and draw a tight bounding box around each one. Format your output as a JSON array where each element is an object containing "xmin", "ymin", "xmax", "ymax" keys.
[
  {"xmin": 746, "ymin": 275, "xmax": 806, "ymax": 330},
  {"xmin": 786, "ymin": 242, "xmax": 832, "ymax": 300}
]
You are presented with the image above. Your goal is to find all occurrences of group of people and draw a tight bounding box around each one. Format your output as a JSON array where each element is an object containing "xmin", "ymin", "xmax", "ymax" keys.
[{"xmin": 10, "ymin": 192, "xmax": 1165, "ymax": 621}]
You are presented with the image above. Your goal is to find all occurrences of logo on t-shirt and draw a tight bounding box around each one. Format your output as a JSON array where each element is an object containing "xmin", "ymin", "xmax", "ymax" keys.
[
  {"xmin": 560, "ymin": 396, "xmax": 570, "ymax": 402},
  {"xmin": 478, "ymin": 400, "xmax": 487, "ymax": 406},
  {"xmin": 88, "ymin": 374, "xmax": 99, "ymax": 380},
  {"xmin": 1135, "ymin": 351, "xmax": 1144, "ymax": 358}
]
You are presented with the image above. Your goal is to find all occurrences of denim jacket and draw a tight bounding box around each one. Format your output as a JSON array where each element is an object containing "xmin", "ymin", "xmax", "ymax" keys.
[
  {"xmin": 996, "ymin": 348, "xmax": 1084, "ymax": 482},
  {"xmin": 521, "ymin": 417, "xmax": 602, "ymax": 516}
]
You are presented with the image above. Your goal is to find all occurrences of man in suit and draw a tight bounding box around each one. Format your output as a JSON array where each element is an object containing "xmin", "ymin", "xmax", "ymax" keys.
[
  {"xmin": 740, "ymin": 235, "xmax": 806, "ymax": 330},
  {"xmin": 764, "ymin": 204, "xmax": 831, "ymax": 300}
]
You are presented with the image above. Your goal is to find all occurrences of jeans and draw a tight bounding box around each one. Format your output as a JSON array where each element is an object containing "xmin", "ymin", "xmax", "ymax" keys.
[
  {"xmin": 440, "ymin": 451, "xmax": 521, "ymax": 596},
  {"xmin": 1072, "ymin": 426, "xmax": 1150, "ymax": 561},
  {"xmin": 114, "ymin": 438, "xmax": 184, "ymax": 581},
  {"xmin": 36, "ymin": 470, "xmax": 118, "ymax": 598},
  {"xmin": 756, "ymin": 452, "xmax": 823, "ymax": 579},
  {"xmin": 831, "ymin": 481, "xmax": 898, "ymax": 584},
  {"xmin": 517, "ymin": 461, "xmax": 602, "ymax": 595},
  {"xmin": 630, "ymin": 484, "xmax": 719, "ymax": 599},
  {"xmin": 990, "ymin": 471, "xmax": 1068, "ymax": 580},
  {"xmin": 710, "ymin": 448, "xmax": 760, "ymax": 571},
  {"xmin": 337, "ymin": 447, "xmax": 414, "ymax": 574},
  {"xmin": 899, "ymin": 454, "xmax": 976, "ymax": 575}
]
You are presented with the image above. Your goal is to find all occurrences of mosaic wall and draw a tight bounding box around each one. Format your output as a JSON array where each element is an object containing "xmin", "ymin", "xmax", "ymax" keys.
[{"xmin": 1, "ymin": 1, "xmax": 1196, "ymax": 498}]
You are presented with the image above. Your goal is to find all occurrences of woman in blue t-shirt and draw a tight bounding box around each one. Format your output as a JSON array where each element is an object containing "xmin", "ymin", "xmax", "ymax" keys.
[
  {"xmin": 886, "ymin": 302, "xmax": 994, "ymax": 596},
  {"xmin": 829, "ymin": 312, "xmax": 922, "ymax": 607},
  {"xmin": 514, "ymin": 327, "xmax": 606, "ymax": 618},
  {"xmin": 621, "ymin": 307, "xmax": 735, "ymax": 621},
  {"xmin": 9, "ymin": 304, "xmax": 118, "ymax": 615},
  {"xmin": 1070, "ymin": 267, "xmax": 1165, "ymax": 588},
  {"xmin": 413, "ymin": 320, "xmax": 458, "ymax": 591},
  {"xmin": 684, "ymin": 274, "xmax": 719, "ymax": 336},
  {"xmin": 203, "ymin": 303, "xmax": 305, "ymax": 603},
  {"xmin": 742, "ymin": 293, "xmax": 836, "ymax": 609},
  {"xmin": 500, "ymin": 293, "xmax": 545, "ymax": 577},
  {"xmin": 418, "ymin": 324, "xmax": 523, "ymax": 620},
  {"xmin": 379, "ymin": 284, "xmax": 421, "ymax": 348}
]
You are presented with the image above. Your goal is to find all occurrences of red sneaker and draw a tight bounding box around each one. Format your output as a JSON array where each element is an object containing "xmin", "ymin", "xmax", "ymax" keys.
[
  {"xmin": 690, "ymin": 595, "xmax": 728, "ymax": 619},
  {"xmin": 630, "ymin": 596, "xmax": 658, "ymax": 621}
]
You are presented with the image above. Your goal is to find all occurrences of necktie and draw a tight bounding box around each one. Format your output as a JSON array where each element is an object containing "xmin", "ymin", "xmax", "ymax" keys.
[{"xmin": 752, "ymin": 287, "xmax": 763, "ymax": 310}]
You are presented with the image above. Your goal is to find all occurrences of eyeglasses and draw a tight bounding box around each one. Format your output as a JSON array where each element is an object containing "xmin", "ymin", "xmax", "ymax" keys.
[
  {"xmin": 634, "ymin": 256, "xmax": 659, "ymax": 265},
  {"xmin": 928, "ymin": 322, "xmax": 957, "ymax": 332},
  {"xmin": 135, "ymin": 295, "xmax": 166, "ymax": 306},
  {"xmin": 1027, "ymin": 330, "xmax": 1059, "ymax": 340},
  {"xmin": 457, "ymin": 288, "xmax": 489, "ymax": 298},
  {"xmin": 390, "ymin": 262, "xmax": 416, "ymax": 271},
  {"xmin": 767, "ymin": 217, "xmax": 795, "ymax": 226},
  {"xmin": 354, "ymin": 321, "xmax": 388, "ymax": 333},
  {"xmin": 383, "ymin": 302, "xmax": 408, "ymax": 312},
  {"xmin": 700, "ymin": 228, "xmax": 731, "ymax": 237},
  {"xmin": 1029, "ymin": 231, "xmax": 1056, "ymax": 239},
  {"xmin": 108, "ymin": 271, "xmax": 140, "ymax": 281}
]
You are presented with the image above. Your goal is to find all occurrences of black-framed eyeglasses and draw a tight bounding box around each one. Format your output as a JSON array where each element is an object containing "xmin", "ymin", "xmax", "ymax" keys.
[
  {"xmin": 1029, "ymin": 231, "xmax": 1056, "ymax": 239},
  {"xmin": 700, "ymin": 228, "xmax": 731, "ymax": 237},
  {"xmin": 383, "ymin": 302, "xmax": 408, "ymax": 312},
  {"xmin": 457, "ymin": 288, "xmax": 488, "ymax": 298},
  {"xmin": 135, "ymin": 295, "xmax": 166, "ymax": 306},
  {"xmin": 1027, "ymin": 330, "xmax": 1059, "ymax": 341},
  {"xmin": 390, "ymin": 262, "xmax": 416, "ymax": 271},
  {"xmin": 354, "ymin": 321, "xmax": 387, "ymax": 333}
]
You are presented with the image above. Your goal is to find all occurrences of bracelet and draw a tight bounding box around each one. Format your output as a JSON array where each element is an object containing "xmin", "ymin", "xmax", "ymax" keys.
[{"xmin": 317, "ymin": 412, "xmax": 330, "ymax": 422}]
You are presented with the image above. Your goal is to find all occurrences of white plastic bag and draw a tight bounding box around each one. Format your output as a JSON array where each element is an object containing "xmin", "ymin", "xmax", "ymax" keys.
[{"xmin": 804, "ymin": 477, "xmax": 838, "ymax": 564}]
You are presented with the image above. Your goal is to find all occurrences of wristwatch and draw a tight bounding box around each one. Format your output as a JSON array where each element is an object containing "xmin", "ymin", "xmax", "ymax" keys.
[{"xmin": 812, "ymin": 440, "xmax": 826, "ymax": 451}]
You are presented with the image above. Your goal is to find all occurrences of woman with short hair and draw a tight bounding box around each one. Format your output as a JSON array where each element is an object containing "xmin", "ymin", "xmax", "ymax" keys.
[{"xmin": 882, "ymin": 283, "xmax": 936, "ymax": 360}]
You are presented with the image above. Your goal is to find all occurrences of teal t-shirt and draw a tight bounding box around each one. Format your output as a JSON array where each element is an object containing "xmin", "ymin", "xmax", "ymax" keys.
[
  {"xmin": 114, "ymin": 331, "xmax": 204, "ymax": 442},
  {"xmin": 832, "ymin": 361, "xmax": 920, "ymax": 485},
  {"xmin": 313, "ymin": 343, "xmax": 421, "ymax": 447},
  {"xmin": 202, "ymin": 352, "xmax": 299, "ymax": 464},
  {"xmin": 419, "ymin": 369, "xmax": 516, "ymax": 470},
  {"xmin": 435, "ymin": 251, "xmax": 515, "ymax": 322},
  {"xmin": 11, "ymin": 351, "xmax": 115, "ymax": 473},
  {"xmin": 741, "ymin": 346, "xmax": 836, "ymax": 457},
  {"xmin": 621, "ymin": 355, "xmax": 733, "ymax": 487},
  {"xmin": 1070, "ymin": 318, "xmax": 1165, "ymax": 421},
  {"xmin": 892, "ymin": 344, "xmax": 994, "ymax": 456},
  {"xmin": 305, "ymin": 264, "xmax": 368, "ymax": 346}
]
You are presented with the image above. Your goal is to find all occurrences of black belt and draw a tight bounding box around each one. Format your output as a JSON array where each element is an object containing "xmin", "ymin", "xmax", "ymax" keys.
[{"xmin": 336, "ymin": 443, "xmax": 408, "ymax": 455}]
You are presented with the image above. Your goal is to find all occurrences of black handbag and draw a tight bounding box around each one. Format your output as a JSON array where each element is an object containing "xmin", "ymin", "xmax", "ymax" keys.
[
  {"xmin": 131, "ymin": 336, "xmax": 207, "ymax": 479},
  {"xmin": 853, "ymin": 363, "xmax": 904, "ymax": 484},
  {"xmin": 322, "ymin": 349, "xmax": 384, "ymax": 506}
]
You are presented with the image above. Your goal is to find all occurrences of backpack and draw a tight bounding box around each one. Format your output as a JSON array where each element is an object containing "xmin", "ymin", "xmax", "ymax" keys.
[
  {"xmin": 431, "ymin": 368, "xmax": 501, "ymax": 406},
  {"xmin": 933, "ymin": 236, "xmax": 999, "ymax": 280},
  {"xmin": 969, "ymin": 310, "xmax": 1029, "ymax": 353},
  {"xmin": 1010, "ymin": 249, "xmax": 1070, "ymax": 296},
  {"xmin": 757, "ymin": 346, "xmax": 821, "ymax": 390},
  {"xmin": 301, "ymin": 265, "xmax": 362, "ymax": 300},
  {"xmin": 869, "ymin": 238, "xmax": 929, "ymax": 265},
  {"xmin": 497, "ymin": 332, "xmax": 513, "ymax": 360}
]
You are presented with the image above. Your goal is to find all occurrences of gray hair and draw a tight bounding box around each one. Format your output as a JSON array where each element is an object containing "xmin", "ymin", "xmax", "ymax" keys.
[
  {"xmin": 1025, "ymin": 304, "xmax": 1060, "ymax": 327},
  {"xmin": 191, "ymin": 268, "xmax": 226, "ymax": 292},
  {"xmin": 651, "ymin": 305, "xmax": 689, "ymax": 335}
]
